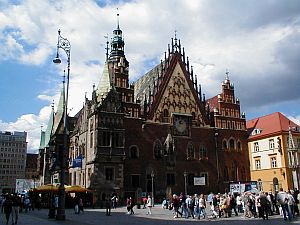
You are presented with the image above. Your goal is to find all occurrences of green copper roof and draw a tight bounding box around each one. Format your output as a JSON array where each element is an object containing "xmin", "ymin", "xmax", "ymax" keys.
[
  {"xmin": 39, "ymin": 131, "xmax": 45, "ymax": 149},
  {"xmin": 45, "ymin": 107, "xmax": 55, "ymax": 147},
  {"xmin": 52, "ymin": 85, "xmax": 65, "ymax": 135}
]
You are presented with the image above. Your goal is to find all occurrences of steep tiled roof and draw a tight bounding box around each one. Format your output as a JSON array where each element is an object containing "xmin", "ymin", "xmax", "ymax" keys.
[
  {"xmin": 207, "ymin": 95, "xmax": 218, "ymax": 112},
  {"xmin": 247, "ymin": 112, "xmax": 300, "ymax": 139}
]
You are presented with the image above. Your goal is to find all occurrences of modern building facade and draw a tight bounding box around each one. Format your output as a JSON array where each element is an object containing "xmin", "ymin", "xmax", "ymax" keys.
[
  {"xmin": 41, "ymin": 20, "xmax": 250, "ymax": 205},
  {"xmin": 247, "ymin": 112, "xmax": 300, "ymax": 192},
  {"xmin": 0, "ymin": 131, "xmax": 27, "ymax": 193}
]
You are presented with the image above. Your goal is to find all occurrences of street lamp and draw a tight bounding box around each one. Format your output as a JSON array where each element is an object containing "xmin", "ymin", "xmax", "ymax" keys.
[
  {"xmin": 184, "ymin": 171, "xmax": 187, "ymax": 195},
  {"xmin": 53, "ymin": 29, "xmax": 71, "ymax": 221},
  {"xmin": 151, "ymin": 171, "xmax": 154, "ymax": 207}
]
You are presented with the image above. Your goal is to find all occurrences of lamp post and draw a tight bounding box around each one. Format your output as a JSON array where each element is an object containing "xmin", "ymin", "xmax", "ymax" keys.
[
  {"xmin": 151, "ymin": 171, "xmax": 154, "ymax": 207},
  {"xmin": 53, "ymin": 29, "xmax": 71, "ymax": 221},
  {"xmin": 184, "ymin": 171, "xmax": 187, "ymax": 195}
]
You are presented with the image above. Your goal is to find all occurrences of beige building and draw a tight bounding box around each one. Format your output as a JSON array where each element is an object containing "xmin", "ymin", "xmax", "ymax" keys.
[
  {"xmin": 0, "ymin": 131, "xmax": 27, "ymax": 193},
  {"xmin": 247, "ymin": 112, "xmax": 300, "ymax": 192}
]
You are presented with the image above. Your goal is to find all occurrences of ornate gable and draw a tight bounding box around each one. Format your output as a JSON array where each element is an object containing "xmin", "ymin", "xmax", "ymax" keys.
[{"xmin": 135, "ymin": 36, "xmax": 209, "ymax": 127}]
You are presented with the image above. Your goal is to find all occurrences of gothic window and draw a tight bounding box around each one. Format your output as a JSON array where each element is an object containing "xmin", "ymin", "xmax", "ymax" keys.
[
  {"xmin": 199, "ymin": 145, "xmax": 207, "ymax": 159},
  {"xmin": 231, "ymin": 162, "xmax": 237, "ymax": 181},
  {"xmin": 237, "ymin": 141, "xmax": 242, "ymax": 151},
  {"xmin": 129, "ymin": 146, "xmax": 139, "ymax": 159},
  {"xmin": 99, "ymin": 131, "xmax": 110, "ymax": 146},
  {"xmin": 153, "ymin": 140, "xmax": 162, "ymax": 159},
  {"xmin": 112, "ymin": 132, "xmax": 124, "ymax": 147},
  {"xmin": 223, "ymin": 140, "xmax": 227, "ymax": 150},
  {"xmin": 187, "ymin": 142, "xmax": 195, "ymax": 160},
  {"xmin": 105, "ymin": 168, "xmax": 114, "ymax": 181},
  {"xmin": 223, "ymin": 167, "xmax": 229, "ymax": 181},
  {"xmin": 229, "ymin": 139, "xmax": 235, "ymax": 150},
  {"xmin": 241, "ymin": 167, "xmax": 246, "ymax": 180}
]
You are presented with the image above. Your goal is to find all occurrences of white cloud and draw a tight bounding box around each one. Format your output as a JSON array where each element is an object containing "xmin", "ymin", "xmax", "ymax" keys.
[{"xmin": 0, "ymin": 106, "xmax": 52, "ymax": 153}]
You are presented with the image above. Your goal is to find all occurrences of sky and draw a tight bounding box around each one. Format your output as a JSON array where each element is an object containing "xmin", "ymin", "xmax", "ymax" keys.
[{"xmin": 0, "ymin": 0, "xmax": 300, "ymax": 153}]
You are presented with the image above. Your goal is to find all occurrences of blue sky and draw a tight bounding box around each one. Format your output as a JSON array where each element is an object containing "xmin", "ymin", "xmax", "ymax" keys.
[{"xmin": 0, "ymin": 0, "xmax": 300, "ymax": 153}]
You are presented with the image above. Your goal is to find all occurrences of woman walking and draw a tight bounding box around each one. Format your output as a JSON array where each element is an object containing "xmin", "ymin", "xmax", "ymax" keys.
[{"xmin": 146, "ymin": 195, "xmax": 152, "ymax": 215}]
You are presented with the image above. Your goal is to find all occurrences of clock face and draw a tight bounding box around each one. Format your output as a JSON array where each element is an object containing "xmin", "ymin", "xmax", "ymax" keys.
[
  {"xmin": 175, "ymin": 118, "xmax": 187, "ymax": 133},
  {"xmin": 174, "ymin": 116, "xmax": 190, "ymax": 136}
]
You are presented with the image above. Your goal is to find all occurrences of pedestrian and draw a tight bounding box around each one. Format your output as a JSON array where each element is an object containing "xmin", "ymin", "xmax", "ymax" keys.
[
  {"xmin": 146, "ymin": 195, "xmax": 152, "ymax": 215},
  {"xmin": 79, "ymin": 197, "xmax": 84, "ymax": 214},
  {"xmin": 12, "ymin": 194, "xmax": 21, "ymax": 225},
  {"xmin": 172, "ymin": 194, "xmax": 182, "ymax": 218},
  {"xmin": 142, "ymin": 197, "xmax": 147, "ymax": 209},
  {"xmin": 111, "ymin": 195, "xmax": 118, "ymax": 209},
  {"xmin": 277, "ymin": 188, "xmax": 291, "ymax": 221},
  {"xmin": 2, "ymin": 195, "xmax": 13, "ymax": 225},
  {"xmin": 198, "ymin": 194, "xmax": 206, "ymax": 219},
  {"xmin": 105, "ymin": 195, "xmax": 111, "ymax": 216},
  {"xmin": 258, "ymin": 192, "xmax": 269, "ymax": 220},
  {"xmin": 186, "ymin": 195, "xmax": 194, "ymax": 219},
  {"xmin": 74, "ymin": 196, "xmax": 79, "ymax": 214}
]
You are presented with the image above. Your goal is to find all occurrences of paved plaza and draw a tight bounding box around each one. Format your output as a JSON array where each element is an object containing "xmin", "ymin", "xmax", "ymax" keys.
[{"xmin": 1, "ymin": 206, "xmax": 299, "ymax": 225}]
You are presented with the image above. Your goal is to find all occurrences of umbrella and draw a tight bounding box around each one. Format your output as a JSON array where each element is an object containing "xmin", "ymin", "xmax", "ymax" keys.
[
  {"xmin": 33, "ymin": 184, "xmax": 59, "ymax": 192},
  {"xmin": 65, "ymin": 185, "xmax": 91, "ymax": 193}
]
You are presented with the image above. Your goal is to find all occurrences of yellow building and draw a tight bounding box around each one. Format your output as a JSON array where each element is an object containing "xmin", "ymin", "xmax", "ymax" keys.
[{"xmin": 247, "ymin": 112, "xmax": 300, "ymax": 192}]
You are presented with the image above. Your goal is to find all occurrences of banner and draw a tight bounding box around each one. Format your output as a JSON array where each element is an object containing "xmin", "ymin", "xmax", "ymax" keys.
[{"xmin": 72, "ymin": 154, "xmax": 83, "ymax": 168}]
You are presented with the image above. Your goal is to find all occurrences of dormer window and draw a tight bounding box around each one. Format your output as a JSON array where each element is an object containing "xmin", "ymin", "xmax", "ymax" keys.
[{"xmin": 251, "ymin": 128, "xmax": 261, "ymax": 136}]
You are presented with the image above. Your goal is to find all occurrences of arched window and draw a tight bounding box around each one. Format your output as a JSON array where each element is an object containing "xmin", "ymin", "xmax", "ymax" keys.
[
  {"xmin": 187, "ymin": 142, "xmax": 195, "ymax": 160},
  {"xmin": 223, "ymin": 140, "xmax": 227, "ymax": 150},
  {"xmin": 231, "ymin": 162, "xmax": 237, "ymax": 181},
  {"xmin": 153, "ymin": 140, "xmax": 162, "ymax": 159},
  {"xmin": 223, "ymin": 167, "xmax": 229, "ymax": 181},
  {"xmin": 241, "ymin": 167, "xmax": 246, "ymax": 180},
  {"xmin": 229, "ymin": 139, "xmax": 235, "ymax": 150},
  {"xmin": 237, "ymin": 141, "xmax": 242, "ymax": 151},
  {"xmin": 199, "ymin": 145, "xmax": 207, "ymax": 159},
  {"xmin": 129, "ymin": 146, "xmax": 139, "ymax": 159}
]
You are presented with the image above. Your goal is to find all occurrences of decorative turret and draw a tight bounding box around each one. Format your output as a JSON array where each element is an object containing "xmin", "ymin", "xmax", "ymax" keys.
[{"xmin": 109, "ymin": 13, "xmax": 125, "ymax": 59}]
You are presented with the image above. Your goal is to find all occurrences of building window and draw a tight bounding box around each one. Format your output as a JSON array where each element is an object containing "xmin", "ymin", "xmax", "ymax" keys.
[
  {"xmin": 129, "ymin": 146, "xmax": 139, "ymax": 159},
  {"xmin": 153, "ymin": 140, "xmax": 162, "ymax": 159},
  {"xmin": 269, "ymin": 139, "xmax": 275, "ymax": 150},
  {"xmin": 229, "ymin": 139, "xmax": 235, "ymax": 150},
  {"xmin": 255, "ymin": 159, "xmax": 261, "ymax": 169},
  {"xmin": 131, "ymin": 175, "xmax": 140, "ymax": 187},
  {"xmin": 254, "ymin": 142, "xmax": 259, "ymax": 152},
  {"xmin": 187, "ymin": 142, "xmax": 195, "ymax": 160},
  {"xmin": 271, "ymin": 157, "xmax": 277, "ymax": 168},
  {"xmin": 90, "ymin": 132, "xmax": 93, "ymax": 148},
  {"xmin": 223, "ymin": 167, "xmax": 229, "ymax": 181},
  {"xmin": 187, "ymin": 173, "xmax": 194, "ymax": 186},
  {"xmin": 100, "ymin": 131, "xmax": 110, "ymax": 146},
  {"xmin": 223, "ymin": 140, "xmax": 227, "ymax": 150},
  {"xmin": 112, "ymin": 132, "xmax": 124, "ymax": 147},
  {"xmin": 237, "ymin": 141, "xmax": 242, "ymax": 151},
  {"xmin": 105, "ymin": 168, "xmax": 114, "ymax": 181},
  {"xmin": 166, "ymin": 173, "xmax": 175, "ymax": 186},
  {"xmin": 199, "ymin": 145, "xmax": 207, "ymax": 159}
]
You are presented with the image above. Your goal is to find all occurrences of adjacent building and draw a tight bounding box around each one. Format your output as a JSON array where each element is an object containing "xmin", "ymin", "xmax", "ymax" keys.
[
  {"xmin": 0, "ymin": 131, "xmax": 27, "ymax": 193},
  {"xmin": 247, "ymin": 112, "xmax": 300, "ymax": 192},
  {"xmin": 41, "ymin": 20, "xmax": 250, "ymax": 204}
]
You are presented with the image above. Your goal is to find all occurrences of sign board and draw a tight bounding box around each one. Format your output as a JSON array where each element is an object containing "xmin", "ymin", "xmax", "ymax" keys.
[
  {"xmin": 229, "ymin": 181, "xmax": 257, "ymax": 194},
  {"xmin": 15, "ymin": 179, "xmax": 41, "ymax": 194},
  {"xmin": 194, "ymin": 177, "xmax": 205, "ymax": 186}
]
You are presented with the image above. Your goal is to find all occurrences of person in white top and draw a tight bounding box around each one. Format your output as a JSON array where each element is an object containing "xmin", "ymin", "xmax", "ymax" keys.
[{"xmin": 146, "ymin": 195, "xmax": 152, "ymax": 215}]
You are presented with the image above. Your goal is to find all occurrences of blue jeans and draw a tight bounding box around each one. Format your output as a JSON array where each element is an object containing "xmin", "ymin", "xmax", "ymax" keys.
[{"xmin": 281, "ymin": 204, "xmax": 292, "ymax": 220}]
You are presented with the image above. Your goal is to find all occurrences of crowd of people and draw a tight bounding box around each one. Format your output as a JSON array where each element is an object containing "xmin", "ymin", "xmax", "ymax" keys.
[{"xmin": 166, "ymin": 188, "xmax": 299, "ymax": 221}]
